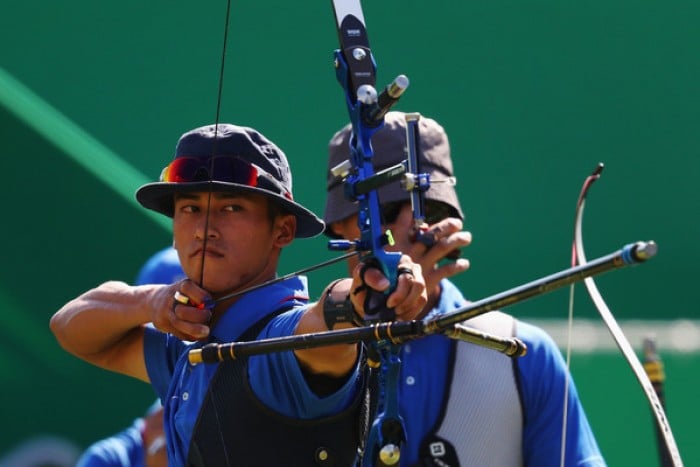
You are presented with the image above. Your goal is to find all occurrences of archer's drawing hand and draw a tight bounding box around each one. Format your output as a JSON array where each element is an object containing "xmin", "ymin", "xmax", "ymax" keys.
[
  {"xmin": 350, "ymin": 255, "xmax": 427, "ymax": 322},
  {"xmin": 151, "ymin": 279, "xmax": 213, "ymax": 341},
  {"xmin": 407, "ymin": 216, "xmax": 472, "ymax": 294}
]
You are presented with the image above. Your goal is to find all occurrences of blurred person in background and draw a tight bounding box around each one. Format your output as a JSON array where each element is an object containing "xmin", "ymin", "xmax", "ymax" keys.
[{"xmin": 76, "ymin": 402, "xmax": 166, "ymax": 467}]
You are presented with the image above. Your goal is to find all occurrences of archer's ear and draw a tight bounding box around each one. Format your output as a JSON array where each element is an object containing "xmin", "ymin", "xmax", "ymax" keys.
[{"xmin": 274, "ymin": 214, "xmax": 296, "ymax": 247}]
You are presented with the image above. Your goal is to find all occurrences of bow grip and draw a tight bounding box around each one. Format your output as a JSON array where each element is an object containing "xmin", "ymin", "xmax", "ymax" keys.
[{"xmin": 359, "ymin": 254, "xmax": 400, "ymax": 322}]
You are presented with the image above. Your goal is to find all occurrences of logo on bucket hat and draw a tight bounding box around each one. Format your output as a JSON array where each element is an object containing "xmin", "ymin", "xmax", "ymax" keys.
[{"xmin": 136, "ymin": 123, "xmax": 325, "ymax": 238}]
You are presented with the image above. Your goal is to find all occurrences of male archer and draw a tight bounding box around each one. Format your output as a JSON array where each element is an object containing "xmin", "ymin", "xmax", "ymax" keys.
[{"xmin": 51, "ymin": 123, "xmax": 427, "ymax": 466}]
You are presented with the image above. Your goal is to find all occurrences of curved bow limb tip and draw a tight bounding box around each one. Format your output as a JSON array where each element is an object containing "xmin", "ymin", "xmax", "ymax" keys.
[{"xmin": 565, "ymin": 163, "xmax": 683, "ymax": 466}]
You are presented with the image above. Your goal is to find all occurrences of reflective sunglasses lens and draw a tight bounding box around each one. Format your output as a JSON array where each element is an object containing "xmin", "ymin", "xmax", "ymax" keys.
[
  {"xmin": 161, "ymin": 156, "xmax": 259, "ymax": 185},
  {"xmin": 210, "ymin": 157, "xmax": 257, "ymax": 186},
  {"xmin": 164, "ymin": 157, "xmax": 212, "ymax": 182}
]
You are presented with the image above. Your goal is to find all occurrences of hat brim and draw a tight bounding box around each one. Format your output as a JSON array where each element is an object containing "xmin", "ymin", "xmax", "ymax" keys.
[{"xmin": 136, "ymin": 181, "xmax": 325, "ymax": 238}]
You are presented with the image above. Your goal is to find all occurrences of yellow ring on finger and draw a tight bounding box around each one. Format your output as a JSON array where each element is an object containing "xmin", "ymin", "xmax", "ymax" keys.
[{"xmin": 174, "ymin": 290, "xmax": 190, "ymax": 305}]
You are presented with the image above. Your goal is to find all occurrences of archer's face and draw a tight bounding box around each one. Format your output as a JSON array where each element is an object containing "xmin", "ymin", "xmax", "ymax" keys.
[{"xmin": 172, "ymin": 191, "xmax": 294, "ymax": 297}]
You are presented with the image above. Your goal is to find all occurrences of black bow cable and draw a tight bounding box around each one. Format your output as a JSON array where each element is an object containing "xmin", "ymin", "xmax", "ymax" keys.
[{"xmin": 196, "ymin": 0, "xmax": 232, "ymax": 293}]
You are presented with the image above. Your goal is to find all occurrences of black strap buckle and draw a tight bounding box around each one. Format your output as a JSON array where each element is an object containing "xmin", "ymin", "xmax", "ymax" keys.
[{"xmin": 323, "ymin": 279, "xmax": 364, "ymax": 330}]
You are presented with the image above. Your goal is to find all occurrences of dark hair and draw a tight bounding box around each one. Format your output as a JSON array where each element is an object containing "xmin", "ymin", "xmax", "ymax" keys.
[{"xmin": 267, "ymin": 199, "xmax": 292, "ymax": 226}]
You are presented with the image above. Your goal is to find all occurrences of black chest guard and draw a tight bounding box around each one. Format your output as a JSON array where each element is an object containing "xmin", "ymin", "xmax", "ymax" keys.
[{"xmin": 187, "ymin": 315, "xmax": 368, "ymax": 466}]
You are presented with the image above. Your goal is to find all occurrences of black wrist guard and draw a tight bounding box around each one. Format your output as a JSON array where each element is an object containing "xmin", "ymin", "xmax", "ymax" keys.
[{"xmin": 323, "ymin": 279, "xmax": 364, "ymax": 330}]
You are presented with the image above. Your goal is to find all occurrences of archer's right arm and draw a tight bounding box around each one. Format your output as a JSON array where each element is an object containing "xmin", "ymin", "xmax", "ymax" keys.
[{"xmin": 49, "ymin": 280, "xmax": 210, "ymax": 382}]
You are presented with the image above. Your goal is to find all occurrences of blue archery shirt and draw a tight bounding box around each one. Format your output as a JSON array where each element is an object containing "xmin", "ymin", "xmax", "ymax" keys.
[{"xmin": 143, "ymin": 276, "xmax": 361, "ymax": 467}]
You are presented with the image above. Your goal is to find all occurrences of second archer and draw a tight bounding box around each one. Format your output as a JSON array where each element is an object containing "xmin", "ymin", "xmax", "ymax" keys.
[{"xmin": 324, "ymin": 111, "xmax": 606, "ymax": 467}]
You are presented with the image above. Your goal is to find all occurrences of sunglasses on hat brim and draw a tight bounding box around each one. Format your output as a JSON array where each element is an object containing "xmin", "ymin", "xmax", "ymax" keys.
[{"xmin": 160, "ymin": 155, "xmax": 292, "ymax": 200}]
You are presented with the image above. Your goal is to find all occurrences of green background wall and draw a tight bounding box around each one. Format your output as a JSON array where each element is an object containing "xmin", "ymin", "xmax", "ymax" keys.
[{"xmin": 1, "ymin": 1, "xmax": 697, "ymax": 465}]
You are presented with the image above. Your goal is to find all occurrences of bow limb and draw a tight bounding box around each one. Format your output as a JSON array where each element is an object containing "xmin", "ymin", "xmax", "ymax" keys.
[{"xmin": 572, "ymin": 165, "xmax": 683, "ymax": 466}]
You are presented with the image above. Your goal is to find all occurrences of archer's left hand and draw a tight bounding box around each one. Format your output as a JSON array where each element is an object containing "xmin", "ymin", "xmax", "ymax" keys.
[
  {"xmin": 407, "ymin": 216, "xmax": 472, "ymax": 296},
  {"xmin": 350, "ymin": 255, "xmax": 427, "ymax": 322}
]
